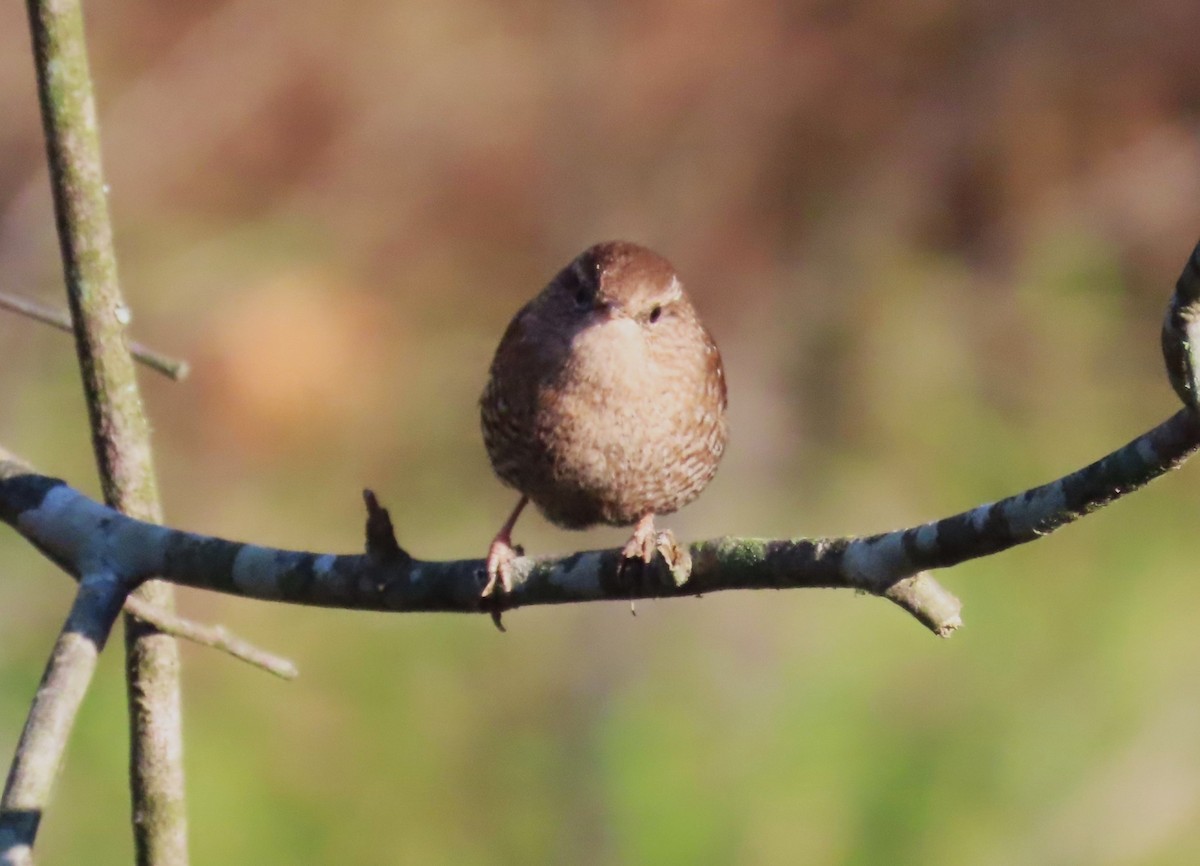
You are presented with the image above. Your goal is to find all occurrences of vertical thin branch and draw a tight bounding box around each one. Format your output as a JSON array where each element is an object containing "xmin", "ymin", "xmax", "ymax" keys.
[
  {"xmin": 0, "ymin": 574, "xmax": 129, "ymax": 866},
  {"xmin": 24, "ymin": 1, "xmax": 189, "ymax": 864}
]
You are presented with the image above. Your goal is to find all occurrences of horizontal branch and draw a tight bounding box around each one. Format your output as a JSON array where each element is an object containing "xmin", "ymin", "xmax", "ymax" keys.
[
  {"xmin": 4, "ymin": 406, "xmax": 1198, "ymax": 636},
  {"xmin": 3, "ymin": 238, "xmax": 1199, "ymax": 636},
  {"xmin": 0, "ymin": 447, "xmax": 296, "ymax": 675}
]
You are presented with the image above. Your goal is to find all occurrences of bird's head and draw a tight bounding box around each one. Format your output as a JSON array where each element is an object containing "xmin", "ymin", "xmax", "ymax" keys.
[{"xmin": 548, "ymin": 241, "xmax": 690, "ymax": 329}]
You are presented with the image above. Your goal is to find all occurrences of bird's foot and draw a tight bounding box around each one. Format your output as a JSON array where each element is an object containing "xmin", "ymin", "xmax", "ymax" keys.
[
  {"xmin": 482, "ymin": 535, "xmax": 519, "ymax": 598},
  {"xmin": 480, "ymin": 496, "xmax": 529, "ymax": 631},
  {"xmin": 481, "ymin": 535, "xmax": 522, "ymax": 632},
  {"xmin": 627, "ymin": 527, "xmax": 691, "ymax": 579},
  {"xmin": 617, "ymin": 516, "xmax": 692, "ymax": 609}
]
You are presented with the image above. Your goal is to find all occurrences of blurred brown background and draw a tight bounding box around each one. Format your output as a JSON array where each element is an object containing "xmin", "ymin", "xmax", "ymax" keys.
[{"xmin": 3, "ymin": 1, "xmax": 1200, "ymax": 863}]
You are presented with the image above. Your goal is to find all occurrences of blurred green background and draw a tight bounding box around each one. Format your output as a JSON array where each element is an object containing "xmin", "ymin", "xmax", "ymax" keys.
[{"xmin": 4, "ymin": 1, "xmax": 1200, "ymax": 863}]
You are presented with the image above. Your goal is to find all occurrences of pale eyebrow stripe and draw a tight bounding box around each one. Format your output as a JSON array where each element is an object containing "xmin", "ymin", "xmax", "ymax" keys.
[{"xmin": 666, "ymin": 275, "xmax": 683, "ymax": 303}]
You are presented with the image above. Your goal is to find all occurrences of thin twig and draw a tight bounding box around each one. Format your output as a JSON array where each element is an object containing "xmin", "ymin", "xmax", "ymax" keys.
[
  {"xmin": 123, "ymin": 595, "xmax": 298, "ymax": 680},
  {"xmin": 0, "ymin": 292, "xmax": 190, "ymax": 381}
]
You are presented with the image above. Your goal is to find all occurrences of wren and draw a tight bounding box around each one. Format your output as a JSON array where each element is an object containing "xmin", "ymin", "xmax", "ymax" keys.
[{"xmin": 480, "ymin": 241, "xmax": 728, "ymax": 624}]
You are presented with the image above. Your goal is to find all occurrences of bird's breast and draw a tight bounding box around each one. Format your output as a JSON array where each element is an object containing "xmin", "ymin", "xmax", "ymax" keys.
[{"xmin": 523, "ymin": 316, "xmax": 725, "ymax": 526}]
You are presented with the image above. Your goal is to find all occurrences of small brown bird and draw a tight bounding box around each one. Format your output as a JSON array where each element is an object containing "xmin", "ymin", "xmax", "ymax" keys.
[{"xmin": 480, "ymin": 241, "xmax": 728, "ymax": 617}]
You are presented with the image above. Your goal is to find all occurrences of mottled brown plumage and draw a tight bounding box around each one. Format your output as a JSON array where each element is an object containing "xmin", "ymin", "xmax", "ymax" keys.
[{"xmin": 480, "ymin": 241, "xmax": 728, "ymax": 617}]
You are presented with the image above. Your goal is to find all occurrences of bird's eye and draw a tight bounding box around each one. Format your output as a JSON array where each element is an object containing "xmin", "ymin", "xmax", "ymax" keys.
[
  {"xmin": 648, "ymin": 305, "xmax": 662, "ymax": 324},
  {"xmin": 574, "ymin": 287, "xmax": 592, "ymax": 309}
]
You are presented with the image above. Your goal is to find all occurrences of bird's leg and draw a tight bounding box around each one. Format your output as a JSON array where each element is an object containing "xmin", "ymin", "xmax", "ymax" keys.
[{"xmin": 482, "ymin": 495, "xmax": 528, "ymax": 620}]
